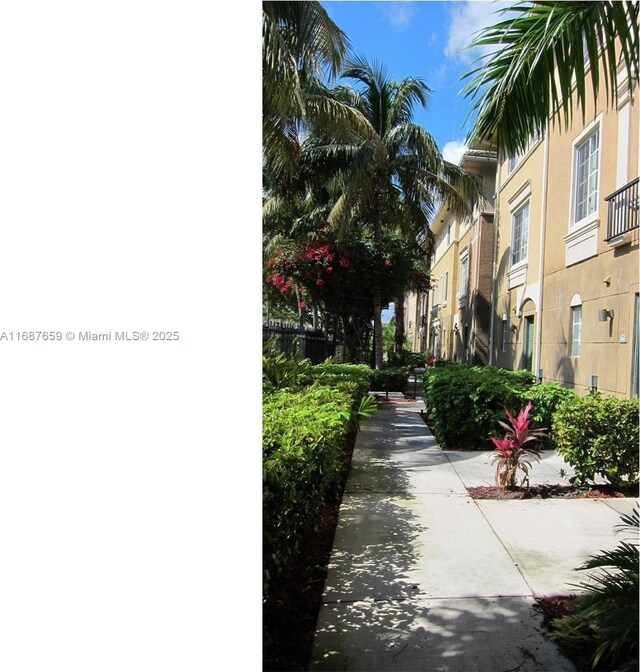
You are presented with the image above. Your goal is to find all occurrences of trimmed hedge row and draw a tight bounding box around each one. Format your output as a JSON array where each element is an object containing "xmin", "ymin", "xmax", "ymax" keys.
[
  {"xmin": 422, "ymin": 364, "xmax": 537, "ymax": 449},
  {"xmin": 369, "ymin": 366, "xmax": 411, "ymax": 393},
  {"xmin": 263, "ymin": 363, "xmax": 374, "ymax": 595},
  {"xmin": 553, "ymin": 393, "xmax": 639, "ymax": 488}
]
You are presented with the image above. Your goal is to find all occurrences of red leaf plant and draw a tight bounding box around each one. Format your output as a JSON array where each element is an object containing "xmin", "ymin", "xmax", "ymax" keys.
[{"xmin": 490, "ymin": 402, "xmax": 547, "ymax": 489}]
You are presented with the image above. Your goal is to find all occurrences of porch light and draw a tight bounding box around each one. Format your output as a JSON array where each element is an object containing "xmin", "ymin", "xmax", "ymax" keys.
[
  {"xmin": 598, "ymin": 308, "xmax": 614, "ymax": 322},
  {"xmin": 537, "ymin": 369, "xmax": 543, "ymax": 383}
]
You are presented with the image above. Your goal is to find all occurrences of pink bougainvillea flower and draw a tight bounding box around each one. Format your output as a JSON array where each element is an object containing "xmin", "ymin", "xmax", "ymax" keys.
[
  {"xmin": 326, "ymin": 267, "xmax": 334, "ymax": 273},
  {"xmin": 266, "ymin": 258, "xmax": 276, "ymax": 268},
  {"xmin": 298, "ymin": 301, "xmax": 306, "ymax": 310},
  {"xmin": 339, "ymin": 257, "xmax": 350, "ymax": 268},
  {"xmin": 316, "ymin": 278, "xmax": 324, "ymax": 286},
  {"xmin": 384, "ymin": 259, "xmax": 391, "ymax": 267}
]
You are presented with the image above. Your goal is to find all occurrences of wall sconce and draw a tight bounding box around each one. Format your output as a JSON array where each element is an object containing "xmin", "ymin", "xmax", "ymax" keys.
[
  {"xmin": 510, "ymin": 324, "xmax": 518, "ymax": 331},
  {"xmin": 537, "ymin": 368, "xmax": 543, "ymax": 383},
  {"xmin": 588, "ymin": 374, "xmax": 598, "ymax": 392},
  {"xmin": 598, "ymin": 308, "xmax": 614, "ymax": 322},
  {"xmin": 453, "ymin": 324, "xmax": 460, "ymax": 335}
]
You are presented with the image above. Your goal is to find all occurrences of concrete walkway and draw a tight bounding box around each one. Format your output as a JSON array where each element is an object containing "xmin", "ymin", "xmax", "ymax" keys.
[{"xmin": 309, "ymin": 398, "xmax": 637, "ymax": 672}]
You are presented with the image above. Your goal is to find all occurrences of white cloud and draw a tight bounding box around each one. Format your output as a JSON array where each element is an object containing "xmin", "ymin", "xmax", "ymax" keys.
[
  {"xmin": 378, "ymin": 1, "xmax": 416, "ymax": 30},
  {"xmin": 442, "ymin": 140, "xmax": 468, "ymax": 166},
  {"xmin": 444, "ymin": 1, "xmax": 512, "ymax": 65}
]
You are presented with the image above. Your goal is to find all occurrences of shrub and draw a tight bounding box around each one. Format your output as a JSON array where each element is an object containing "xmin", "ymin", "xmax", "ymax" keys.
[
  {"xmin": 369, "ymin": 366, "xmax": 410, "ymax": 392},
  {"xmin": 386, "ymin": 351, "xmax": 428, "ymax": 369},
  {"xmin": 422, "ymin": 364, "xmax": 534, "ymax": 449},
  {"xmin": 552, "ymin": 508, "xmax": 639, "ymax": 669},
  {"xmin": 262, "ymin": 339, "xmax": 310, "ymax": 391},
  {"xmin": 263, "ymin": 385, "xmax": 354, "ymax": 593},
  {"xmin": 521, "ymin": 383, "xmax": 575, "ymax": 435},
  {"xmin": 300, "ymin": 363, "xmax": 373, "ymax": 402},
  {"xmin": 552, "ymin": 393, "xmax": 639, "ymax": 488}
]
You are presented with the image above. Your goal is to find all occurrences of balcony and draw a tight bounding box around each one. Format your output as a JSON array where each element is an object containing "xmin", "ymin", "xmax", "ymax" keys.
[{"xmin": 605, "ymin": 177, "xmax": 639, "ymax": 244}]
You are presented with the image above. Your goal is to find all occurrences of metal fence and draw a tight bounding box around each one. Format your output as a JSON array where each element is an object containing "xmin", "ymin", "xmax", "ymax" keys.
[{"xmin": 263, "ymin": 323, "xmax": 335, "ymax": 364}]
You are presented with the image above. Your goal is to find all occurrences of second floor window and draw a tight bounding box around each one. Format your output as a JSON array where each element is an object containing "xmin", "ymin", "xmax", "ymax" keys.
[
  {"xmin": 443, "ymin": 271, "xmax": 448, "ymax": 302},
  {"xmin": 511, "ymin": 202, "xmax": 529, "ymax": 265},
  {"xmin": 574, "ymin": 129, "xmax": 599, "ymax": 225}
]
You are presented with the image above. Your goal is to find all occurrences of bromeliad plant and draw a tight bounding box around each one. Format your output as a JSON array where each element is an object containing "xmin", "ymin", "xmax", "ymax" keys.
[{"xmin": 491, "ymin": 402, "xmax": 547, "ymax": 489}]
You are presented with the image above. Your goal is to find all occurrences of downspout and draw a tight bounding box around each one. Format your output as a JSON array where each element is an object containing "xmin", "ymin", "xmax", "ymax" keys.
[
  {"xmin": 488, "ymin": 156, "xmax": 502, "ymax": 365},
  {"xmin": 535, "ymin": 126, "xmax": 550, "ymax": 378}
]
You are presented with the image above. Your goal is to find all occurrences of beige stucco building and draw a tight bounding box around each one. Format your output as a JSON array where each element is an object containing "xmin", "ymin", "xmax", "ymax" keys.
[
  {"xmin": 407, "ymin": 59, "xmax": 639, "ymax": 399},
  {"xmin": 405, "ymin": 146, "xmax": 497, "ymax": 363}
]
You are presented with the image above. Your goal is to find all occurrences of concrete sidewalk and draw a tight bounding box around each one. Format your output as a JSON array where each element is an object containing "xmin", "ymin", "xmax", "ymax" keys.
[{"xmin": 309, "ymin": 399, "xmax": 637, "ymax": 672}]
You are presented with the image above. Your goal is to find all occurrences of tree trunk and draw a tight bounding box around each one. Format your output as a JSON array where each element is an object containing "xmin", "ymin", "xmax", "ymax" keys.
[
  {"xmin": 373, "ymin": 287, "xmax": 384, "ymax": 369},
  {"xmin": 394, "ymin": 292, "xmax": 405, "ymax": 353}
]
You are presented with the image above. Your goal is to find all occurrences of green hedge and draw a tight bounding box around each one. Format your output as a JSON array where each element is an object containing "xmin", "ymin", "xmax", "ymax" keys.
[
  {"xmin": 263, "ymin": 369, "xmax": 370, "ymax": 596},
  {"xmin": 386, "ymin": 351, "xmax": 427, "ymax": 369},
  {"xmin": 422, "ymin": 364, "xmax": 537, "ymax": 449},
  {"xmin": 369, "ymin": 366, "xmax": 410, "ymax": 392},
  {"xmin": 552, "ymin": 393, "xmax": 639, "ymax": 488}
]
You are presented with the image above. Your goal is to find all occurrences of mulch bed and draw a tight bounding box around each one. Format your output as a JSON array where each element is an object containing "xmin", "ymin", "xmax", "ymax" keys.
[
  {"xmin": 467, "ymin": 483, "xmax": 638, "ymax": 500},
  {"xmin": 262, "ymin": 426, "xmax": 357, "ymax": 672}
]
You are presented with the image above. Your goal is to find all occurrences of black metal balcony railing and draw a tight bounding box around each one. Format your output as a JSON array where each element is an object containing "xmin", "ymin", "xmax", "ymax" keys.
[{"xmin": 605, "ymin": 177, "xmax": 639, "ymax": 241}]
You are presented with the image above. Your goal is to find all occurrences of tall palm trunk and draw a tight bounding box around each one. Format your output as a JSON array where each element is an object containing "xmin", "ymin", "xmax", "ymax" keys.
[
  {"xmin": 394, "ymin": 292, "xmax": 405, "ymax": 353},
  {"xmin": 372, "ymin": 187, "xmax": 385, "ymax": 369}
]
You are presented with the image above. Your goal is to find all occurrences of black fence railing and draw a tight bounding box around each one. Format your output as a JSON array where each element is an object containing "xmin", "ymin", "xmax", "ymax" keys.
[
  {"xmin": 605, "ymin": 176, "xmax": 639, "ymax": 241},
  {"xmin": 263, "ymin": 324, "xmax": 335, "ymax": 365}
]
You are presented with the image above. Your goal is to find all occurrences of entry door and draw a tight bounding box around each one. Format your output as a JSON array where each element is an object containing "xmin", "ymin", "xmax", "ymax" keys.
[{"xmin": 522, "ymin": 316, "xmax": 534, "ymax": 371}]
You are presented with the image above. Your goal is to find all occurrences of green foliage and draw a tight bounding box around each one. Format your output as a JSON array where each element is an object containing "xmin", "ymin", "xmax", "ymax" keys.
[
  {"xmin": 262, "ymin": 339, "xmax": 310, "ymax": 391},
  {"xmin": 422, "ymin": 364, "xmax": 535, "ymax": 449},
  {"xmin": 552, "ymin": 508, "xmax": 639, "ymax": 669},
  {"xmin": 386, "ymin": 351, "xmax": 428, "ymax": 369},
  {"xmin": 263, "ymin": 385, "xmax": 353, "ymax": 593},
  {"xmin": 521, "ymin": 382, "xmax": 576, "ymax": 445},
  {"xmin": 552, "ymin": 393, "xmax": 639, "ymax": 488},
  {"xmin": 355, "ymin": 394, "xmax": 377, "ymax": 429},
  {"xmin": 300, "ymin": 362, "xmax": 373, "ymax": 401},
  {"xmin": 369, "ymin": 366, "xmax": 410, "ymax": 393}
]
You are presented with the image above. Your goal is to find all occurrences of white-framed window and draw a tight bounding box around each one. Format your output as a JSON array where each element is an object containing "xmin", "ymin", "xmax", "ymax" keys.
[
  {"xmin": 508, "ymin": 154, "xmax": 519, "ymax": 174},
  {"xmin": 570, "ymin": 294, "xmax": 583, "ymax": 357},
  {"xmin": 459, "ymin": 253, "xmax": 469, "ymax": 296},
  {"xmin": 443, "ymin": 271, "xmax": 448, "ymax": 303},
  {"xmin": 501, "ymin": 318, "xmax": 508, "ymax": 352},
  {"xmin": 573, "ymin": 126, "xmax": 600, "ymax": 226},
  {"xmin": 511, "ymin": 201, "xmax": 530, "ymax": 266},
  {"xmin": 571, "ymin": 306, "xmax": 582, "ymax": 356}
]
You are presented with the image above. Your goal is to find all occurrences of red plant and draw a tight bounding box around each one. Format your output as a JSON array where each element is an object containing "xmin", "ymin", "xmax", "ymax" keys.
[{"xmin": 491, "ymin": 402, "xmax": 547, "ymax": 489}]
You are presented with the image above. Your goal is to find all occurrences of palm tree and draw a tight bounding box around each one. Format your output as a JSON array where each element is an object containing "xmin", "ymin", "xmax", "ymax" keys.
[
  {"xmin": 305, "ymin": 56, "xmax": 483, "ymax": 368},
  {"xmin": 464, "ymin": 1, "xmax": 639, "ymax": 156},
  {"xmin": 263, "ymin": 1, "xmax": 366, "ymax": 178}
]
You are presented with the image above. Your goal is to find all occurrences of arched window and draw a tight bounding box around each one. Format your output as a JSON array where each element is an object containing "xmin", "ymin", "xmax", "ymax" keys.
[{"xmin": 570, "ymin": 294, "xmax": 583, "ymax": 357}]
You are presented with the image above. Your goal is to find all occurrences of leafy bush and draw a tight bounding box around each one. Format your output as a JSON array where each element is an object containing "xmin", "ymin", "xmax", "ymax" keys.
[
  {"xmin": 300, "ymin": 363, "xmax": 373, "ymax": 402},
  {"xmin": 262, "ymin": 339, "xmax": 310, "ymax": 391},
  {"xmin": 521, "ymin": 382, "xmax": 575, "ymax": 440},
  {"xmin": 552, "ymin": 508, "xmax": 639, "ymax": 669},
  {"xmin": 263, "ymin": 385, "xmax": 353, "ymax": 593},
  {"xmin": 552, "ymin": 393, "xmax": 639, "ymax": 488},
  {"xmin": 386, "ymin": 351, "xmax": 428, "ymax": 369},
  {"xmin": 369, "ymin": 366, "xmax": 410, "ymax": 392},
  {"xmin": 422, "ymin": 364, "xmax": 534, "ymax": 449}
]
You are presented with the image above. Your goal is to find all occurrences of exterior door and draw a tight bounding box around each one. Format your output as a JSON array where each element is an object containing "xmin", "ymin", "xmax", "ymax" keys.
[{"xmin": 522, "ymin": 316, "xmax": 534, "ymax": 371}]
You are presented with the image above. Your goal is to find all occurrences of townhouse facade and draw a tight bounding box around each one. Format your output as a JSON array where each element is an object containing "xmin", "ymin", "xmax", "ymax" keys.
[{"xmin": 405, "ymin": 62, "xmax": 639, "ymax": 399}]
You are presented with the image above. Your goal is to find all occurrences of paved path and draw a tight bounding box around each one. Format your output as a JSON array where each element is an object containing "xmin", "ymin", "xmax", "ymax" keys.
[{"xmin": 309, "ymin": 399, "xmax": 637, "ymax": 672}]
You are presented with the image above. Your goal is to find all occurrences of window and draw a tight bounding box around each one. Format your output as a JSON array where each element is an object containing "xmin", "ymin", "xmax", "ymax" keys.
[
  {"xmin": 571, "ymin": 306, "xmax": 582, "ymax": 356},
  {"xmin": 574, "ymin": 129, "xmax": 599, "ymax": 225},
  {"xmin": 443, "ymin": 271, "xmax": 448, "ymax": 303},
  {"xmin": 508, "ymin": 154, "xmax": 518, "ymax": 174},
  {"xmin": 460, "ymin": 255, "xmax": 469, "ymax": 296},
  {"xmin": 511, "ymin": 202, "xmax": 529, "ymax": 265},
  {"xmin": 501, "ymin": 319, "xmax": 508, "ymax": 352}
]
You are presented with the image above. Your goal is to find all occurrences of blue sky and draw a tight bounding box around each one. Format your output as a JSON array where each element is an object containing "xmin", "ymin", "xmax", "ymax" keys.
[
  {"xmin": 319, "ymin": 1, "xmax": 509, "ymax": 320},
  {"xmin": 322, "ymin": 1, "xmax": 509, "ymax": 167}
]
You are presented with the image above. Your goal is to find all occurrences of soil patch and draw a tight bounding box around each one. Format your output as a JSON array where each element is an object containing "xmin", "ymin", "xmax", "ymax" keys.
[
  {"xmin": 467, "ymin": 483, "xmax": 637, "ymax": 500},
  {"xmin": 262, "ymin": 426, "xmax": 357, "ymax": 671}
]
